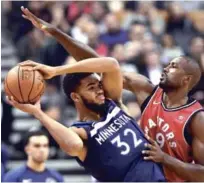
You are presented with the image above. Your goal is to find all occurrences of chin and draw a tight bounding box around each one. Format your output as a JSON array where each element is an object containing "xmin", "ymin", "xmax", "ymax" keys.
[
  {"xmin": 99, "ymin": 100, "xmax": 105, "ymax": 104},
  {"xmin": 35, "ymin": 157, "xmax": 47, "ymax": 163}
]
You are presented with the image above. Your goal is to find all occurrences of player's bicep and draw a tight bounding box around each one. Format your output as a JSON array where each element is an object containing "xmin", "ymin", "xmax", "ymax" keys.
[
  {"xmin": 123, "ymin": 72, "xmax": 155, "ymax": 106},
  {"xmin": 192, "ymin": 137, "xmax": 204, "ymax": 165},
  {"xmin": 59, "ymin": 127, "xmax": 85, "ymax": 157},
  {"xmin": 191, "ymin": 111, "xmax": 204, "ymax": 165},
  {"xmin": 102, "ymin": 65, "xmax": 123, "ymax": 102}
]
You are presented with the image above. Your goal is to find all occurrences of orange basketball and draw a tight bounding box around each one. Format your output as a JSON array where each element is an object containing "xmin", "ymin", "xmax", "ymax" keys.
[{"xmin": 4, "ymin": 65, "xmax": 45, "ymax": 104}]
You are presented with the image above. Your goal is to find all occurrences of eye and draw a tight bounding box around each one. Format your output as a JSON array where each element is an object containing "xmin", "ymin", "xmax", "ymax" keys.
[
  {"xmin": 99, "ymin": 83, "xmax": 103, "ymax": 89},
  {"xmin": 89, "ymin": 86, "xmax": 95, "ymax": 90},
  {"xmin": 34, "ymin": 144, "xmax": 41, "ymax": 148}
]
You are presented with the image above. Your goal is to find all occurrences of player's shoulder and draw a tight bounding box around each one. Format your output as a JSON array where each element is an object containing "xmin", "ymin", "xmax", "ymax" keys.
[
  {"xmin": 191, "ymin": 109, "xmax": 204, "ymax": 122},
  {"xmin": 3, "ymin": 165, "xmax": 27, "ymax": 182},
  {"xmin": 141, "ymin": 85, "xmax": 160, "ymax": 112},
  {"xmin": 72, "ymin": 121, "xmax": 93, "ymax": 128},
  {"xmin": 46, "ymin": 168, "xmax": 64, "ymax": 182}
]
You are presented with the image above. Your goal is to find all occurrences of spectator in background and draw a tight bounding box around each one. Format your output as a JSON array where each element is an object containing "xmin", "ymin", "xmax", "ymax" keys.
[
  {"xmin": 91, "ymin": 2, "xmax": 108, "ymax": 34},
  {"xmin": 17, "ymin": 28, "xmax": 45, "ymax": 61},
  {"xmin": 123, "ymin": 93, "xmax": 141, "ymax": 122},
  {"xmin": 142, "ymin": 36, "xmax": 158, "ymax": 53},
  {"xmin": 3, "ymin": 129, "xmax": 63, "ymax": 182},
  {"xmin": 110, "ymin": 43, "xmax": 137, "ymax": 73},
  {"xmin": 100, "ymin": 13, "xmax": 129, "ymax": 48},
  {"xmin": 188, "ymin": 36, "xmax": 204, "ymax": 62},
  {"xmin": 141, "ymin": 50, "xmax": 163, "ymax": 85},
  {"xmin": 66, "ymin": 1, "xmax": 93, "ymax": 25},
  {"xmin": 128, "ymin": 22, "xmax": 148, "ymax": 42},
  {"xmin": 166, "ymin": 2, "xmax": 198, "ymax": 52},
  {"xmin": 124, "ymin": 41, "xmax": 142, "ymax": 72},
  {"xmin": 188, "ymin": 36, "xmax": 204, "ymax": 106},
  {"xmin": 71, "ymin": 14, "xmax": 93, "ymax": 44},
  {"xmin": 160, "ymin": 34, "xmax": 184, "ymax": 65},
  {"xmin": 86, "ymin": 22, "xmax": 108, "ymax": 56},
  {"xmin": 122, "ymin": 1, "xmax": 151, "ymax": 29},
  {"xmin": 147, "ymin": 6, "xmax": 165, "ymax": 40}
]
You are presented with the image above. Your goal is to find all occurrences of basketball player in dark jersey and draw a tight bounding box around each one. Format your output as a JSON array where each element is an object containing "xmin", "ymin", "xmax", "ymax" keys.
[
  {"xmin": 8, "ymin": 57, "xmax": 165, "ymax": 181},
  {"xmin": 18, "ymin": 7, "xmax": 204, "ymax": 181}
]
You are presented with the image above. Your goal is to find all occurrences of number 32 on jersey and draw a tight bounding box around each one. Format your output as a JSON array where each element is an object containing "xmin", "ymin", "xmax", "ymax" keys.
[{"xmin": 111, "ymin": 128, "xmax": 143, "ymax": 155}]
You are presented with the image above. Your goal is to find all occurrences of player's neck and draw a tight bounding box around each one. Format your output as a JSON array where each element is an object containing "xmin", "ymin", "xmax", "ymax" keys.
[
  {"xmin": 27, "ymin": 159, "xmax": 45, "ymax": 172},
  {"xmin": 77, "ymin": 106, "xmax": 100, "ymax": 122},
  {"xmin": 163, "ymin": 89, "xmax": 188, "ymax": 108}
]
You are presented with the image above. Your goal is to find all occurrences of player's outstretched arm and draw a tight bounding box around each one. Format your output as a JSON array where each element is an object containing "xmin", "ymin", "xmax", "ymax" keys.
[
  {"xmin": 123, "ymin": 72, "xmax": 155, "ymax": 106},
  {"xmin": 21, "ymin": 6, "xmax": 99, "ymax": 61},
  {"xmin": 21, "ymin": 6, "xmax": 151, "ymax": 105},
  {"xmin": 143, "ymin": 111, "xmax": 204, "ymax": 181},
  {"xmin": 55, "ymin": 57, "xmax": 123, "ymax": 102},
  {"xmin": 7, "ymin": 97, "xmax": 85, "ymax": 157}
]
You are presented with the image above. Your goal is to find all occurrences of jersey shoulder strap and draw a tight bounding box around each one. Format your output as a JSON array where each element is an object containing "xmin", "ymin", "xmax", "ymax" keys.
[{"xmin": 141, "ymin": 85, "xmax": 159, "ymax": 113}]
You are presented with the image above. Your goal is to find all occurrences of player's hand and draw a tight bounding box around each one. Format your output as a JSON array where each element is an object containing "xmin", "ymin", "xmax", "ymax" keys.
[
  {"xmin": 6, "ymin": 96, "xmax": 41, "ymax": 115},
  {"xmin": 21, "ymin": 6, "xmax": 55, "ymax": 35},
  {"xmin": 19, "ymin": 60, "xmax": 56, "ymax": 79},
  {"xmin": 142, "ymin": 135, "xmax": 165, "ymax": 163}
]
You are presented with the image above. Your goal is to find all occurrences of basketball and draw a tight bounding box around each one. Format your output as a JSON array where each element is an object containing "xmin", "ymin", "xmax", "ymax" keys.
[{"xmin": 4, "ymin": 65, "xmax": 45, "ymax": 104}]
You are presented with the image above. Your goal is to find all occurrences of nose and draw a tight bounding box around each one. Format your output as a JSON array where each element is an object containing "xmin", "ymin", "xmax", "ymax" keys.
[
  {"xmin": 163, "ymin": 66, "xmax": 168, "ymax": 73},
  {"xmin": 97, "ymin": 88, "xmax": 104, "ymax": 95}
]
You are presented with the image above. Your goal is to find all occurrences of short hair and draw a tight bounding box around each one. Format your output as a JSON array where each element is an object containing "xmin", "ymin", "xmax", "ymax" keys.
[
  {"xmin": 23, "ymin": 129, "xmax": 49, "ymax": 147},
  {"xmin": 178, "ymin": 55, "xmax": 201, "ymax": 90},
  {"xmin": 62, "ymin": 72, "xmax": 92, "ymax": 100}
]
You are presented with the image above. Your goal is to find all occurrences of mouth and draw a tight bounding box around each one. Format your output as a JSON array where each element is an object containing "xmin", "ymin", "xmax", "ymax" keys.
[
  {"xmin": 160, "ymin": 73, "xmax": 167, "ymax": 81},
  {"xmin": 97, "ymin": 95, "xmax": 105, "ymax": 101}
]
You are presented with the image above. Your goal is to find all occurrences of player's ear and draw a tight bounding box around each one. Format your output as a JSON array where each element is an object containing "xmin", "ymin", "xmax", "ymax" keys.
[
  {"xmin": 183, "ymin": 75, "xmax": 192, "ymax": 86},
  {"xmin": 71, "ymin": 92, "xmax": 80, "ymax": 102},
  {"xmin": 24, "ymin": 145, "xmax": 30, "ymax": 155}
]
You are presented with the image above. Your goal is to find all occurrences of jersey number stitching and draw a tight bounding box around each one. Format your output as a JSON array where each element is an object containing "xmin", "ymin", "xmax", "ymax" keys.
[{"xmin": 111, "ymin": 128, "xmax": 143, "ymax": 155}]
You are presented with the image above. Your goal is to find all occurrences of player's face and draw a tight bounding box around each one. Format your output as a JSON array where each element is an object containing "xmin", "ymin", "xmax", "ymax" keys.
[
  {"xmin": 159, "ymin": 57, "xmax": 188, "ymax": 92},
  {"xmin": 26, "ymin": 135, "xmax": 49, "ymax": 164},
  {"xmin": 76, "ymin": 74, "xmax": 106, "ymax": 114}
]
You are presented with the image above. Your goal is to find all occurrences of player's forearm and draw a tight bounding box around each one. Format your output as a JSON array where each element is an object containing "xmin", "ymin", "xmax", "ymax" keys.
[
  {"xmin": 33, "ymin": 109, "xmax": 83, "ymax": 156},
  {"xmin": 123, "ymin": 72, "xmax": 153, "ymax": 92},
  {"xmin": 55, "ymin": 57, "xmax": 119, "ymax": 76},
  {"xmin": 162, "ymin": 153, "xmax": 204, "ymax": 181},
  {"xmin": 49, "ymin": 28, "xmax": 99, "ymax": 61}
]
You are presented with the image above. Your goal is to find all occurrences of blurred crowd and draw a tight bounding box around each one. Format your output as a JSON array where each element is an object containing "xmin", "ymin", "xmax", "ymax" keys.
[{"xmin": 1, "ymin": 0, "xmax": 204, "ymax": 175}]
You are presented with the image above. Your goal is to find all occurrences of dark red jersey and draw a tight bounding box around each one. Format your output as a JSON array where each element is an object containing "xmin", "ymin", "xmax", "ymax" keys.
[{"xmin": 140, "ymin": 86, "xmax": 203, "ymax": 182}]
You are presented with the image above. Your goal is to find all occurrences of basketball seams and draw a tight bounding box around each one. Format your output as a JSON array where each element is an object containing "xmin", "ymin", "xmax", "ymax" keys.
[
  {"xmin": 5, "ymin": 76, "xmax": 20, "ymax": 102},
  {"xmin": 18, "ymin": 66, "xmax": 24, "ymax": 103},
  {"xmin": 29, "ymin": 81, "xmax": 45, "ymax": 103},
  {"xmin": 28, "ymin": 70, "xmax": 35, "ymax": 103},
  {"xmin": 5, "ymin": 66, "xmax": 45, "ymax": 104}
]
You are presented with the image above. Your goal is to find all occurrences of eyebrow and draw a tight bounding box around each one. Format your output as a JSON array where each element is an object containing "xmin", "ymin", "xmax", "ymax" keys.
[
  {"xmin": 170, "ymin": 62, "xmax": 177, "ymax": 66},
  {"xmin": 33, "ymin": 143, "xmax": 48, "ymax": 146},
  {"xmin": 86, "ymin": 82, "xmax": 97, "ymax": 87}
]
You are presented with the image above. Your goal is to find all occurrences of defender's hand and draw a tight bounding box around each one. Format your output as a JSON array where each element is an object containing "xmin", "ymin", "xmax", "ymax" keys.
[
  {"xmin": 19, "ymin": 60, "xmax": 56, "ymax": 79},
  {"xmin": 142, "ymin": 135, "xmax": 165, "ymax": 163},
  {"xmin": 21, "ymin": 6, "xmax": 55, "ymax": 35},
  {"xmin": 7, "ymin": 96, "xmax": 41, "ymax": 116}
]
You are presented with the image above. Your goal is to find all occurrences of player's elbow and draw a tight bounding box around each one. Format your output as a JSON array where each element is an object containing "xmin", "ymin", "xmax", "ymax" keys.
[
  {"xmin": 111, "ymin": 58, "xmax": 120, "ymax": 71},
  {"xmin": 104, "ymin": 57, "xmax": 120, "ymax": 71},
  {"xmin": 61, "ymin": 140, "xmax": 83, "ymax": 157}
]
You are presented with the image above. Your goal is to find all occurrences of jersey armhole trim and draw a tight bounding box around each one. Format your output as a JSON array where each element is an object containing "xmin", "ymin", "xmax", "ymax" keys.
[
  {"xmin": 141, "ymin": 85, "xmax": 159, "ymax": 114},
  {"xmin": 183, "ymin": 108, "xmax": 204, "ymax": 146}
]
